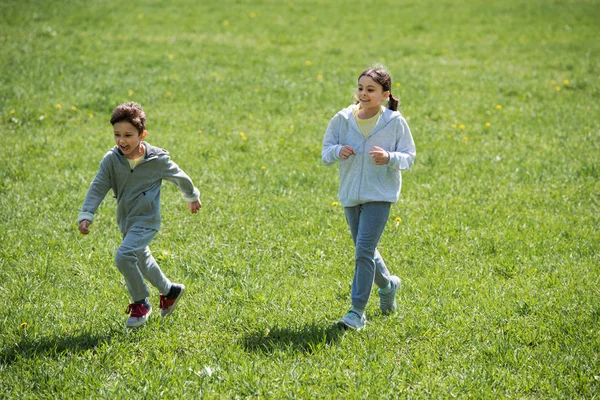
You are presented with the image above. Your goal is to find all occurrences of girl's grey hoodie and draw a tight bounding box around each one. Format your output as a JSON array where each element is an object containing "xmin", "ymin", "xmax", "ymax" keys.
[
  {"xmin": 322, "ymin": 105, "xmax": 416, "ymax": 207},
  {"xmin": 78, "ymin": 142, "xmax": 199, "ymax": 233}
]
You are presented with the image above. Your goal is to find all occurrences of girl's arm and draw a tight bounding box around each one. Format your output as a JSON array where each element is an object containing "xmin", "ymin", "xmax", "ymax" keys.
[
  {"xmin": 387, "ymin": 117, "xmax": 416, "ymax": 170},
  {"xmin": 322, "ymin": 115, "xmax": 345, "ymax": 166}
]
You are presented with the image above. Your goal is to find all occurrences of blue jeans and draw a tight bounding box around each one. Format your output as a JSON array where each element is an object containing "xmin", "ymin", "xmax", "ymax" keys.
[
  {"xmin": 344, "ymin": 202, "xmax": 392, "ymax": 310},
  {"xmin": 114, "ymin": 226, "xmax": 172, "ymax": 302}
]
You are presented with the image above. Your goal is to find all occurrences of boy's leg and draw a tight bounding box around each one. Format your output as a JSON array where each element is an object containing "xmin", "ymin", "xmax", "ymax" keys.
[
  {"xmin": 344, "ymin": 202, "xmax": 391, "ymax": 310},
  {"xmin": 115, "ymin": 226, "xmax": 158, "ymax": 302},
  {"xmin": 136, "ymin": 238, "xmax": 171, "ymax": 296}
]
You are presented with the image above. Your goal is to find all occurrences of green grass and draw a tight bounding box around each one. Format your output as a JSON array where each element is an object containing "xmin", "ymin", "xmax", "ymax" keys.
[{"xmin": 1, "ymin": 0, "xmax": 599, "ymax": 398}]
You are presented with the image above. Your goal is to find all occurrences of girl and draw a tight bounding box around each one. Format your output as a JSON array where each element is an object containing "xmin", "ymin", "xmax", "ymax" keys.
[{"xmin": 322, "ymin": 67, "xmax": 416, "ymax": 330}]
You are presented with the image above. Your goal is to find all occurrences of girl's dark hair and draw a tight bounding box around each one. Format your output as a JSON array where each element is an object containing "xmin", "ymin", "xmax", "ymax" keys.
[
  {"xmin": 358, "ymin": 67, "xmax": 399, "ymax": 111},
  {"xmin": 110, "ymin": 102, "xmax": 146, "ymax": 133}
]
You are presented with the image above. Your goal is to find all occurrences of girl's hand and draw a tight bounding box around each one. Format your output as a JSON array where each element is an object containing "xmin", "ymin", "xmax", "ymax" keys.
[
  {"xmin": 369, "ymin": 146, "xmax": 390, "ymax": 165},
  {"xmin": 339, "ymin": 145, "xmax": 356, "ymax": 159},
  {"xmin": 189, "ymin": 200, "xmax": 202, "ymax": 214},
  {"xmin": 79, "ymin": 220, "xmax": 91, "ymax": 235}
]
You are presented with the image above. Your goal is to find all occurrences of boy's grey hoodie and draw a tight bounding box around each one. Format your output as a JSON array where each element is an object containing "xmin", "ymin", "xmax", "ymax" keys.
[
  {"xmin": 322, "ymin": 105, "xmax": 416, "ymax": 207},
  {"xmin": 78, "ymin": 142, "xmax": 199, "ymax": 233}
]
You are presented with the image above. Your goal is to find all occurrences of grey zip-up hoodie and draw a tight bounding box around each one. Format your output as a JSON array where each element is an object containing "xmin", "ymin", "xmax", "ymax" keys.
[
  {"xmin": 322, "ymin": 105, "xmax": 416, "ymax": 207},
  {"xmin": 78, "ymin": 142, "xmax": 200, "ymax": 233}
]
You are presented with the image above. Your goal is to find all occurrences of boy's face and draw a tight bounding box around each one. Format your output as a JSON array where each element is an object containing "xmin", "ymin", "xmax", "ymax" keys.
[
  {"xmin": 113, "ymin": 121, "xmax": 147, "ymax": 159},
  {"xmin": 356, "ymin": 76, "xmax": 390, "ymax": 110}
]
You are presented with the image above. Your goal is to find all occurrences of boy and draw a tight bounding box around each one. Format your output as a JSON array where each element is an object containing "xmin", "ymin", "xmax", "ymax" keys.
[{"xmin": 78, "ymin": 102, "xmax": 201, "ymax": 327}]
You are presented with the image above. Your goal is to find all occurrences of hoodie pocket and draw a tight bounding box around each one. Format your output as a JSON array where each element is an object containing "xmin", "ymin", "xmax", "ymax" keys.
[{"xmin": 132, "ymin": 191, "xmax": 155, "ymax": 217}]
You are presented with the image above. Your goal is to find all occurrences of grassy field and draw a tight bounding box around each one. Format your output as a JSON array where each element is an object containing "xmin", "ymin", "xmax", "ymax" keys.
[{"xmin": 1, "ymin": 0, "xmax": 599, "ymax": 398}]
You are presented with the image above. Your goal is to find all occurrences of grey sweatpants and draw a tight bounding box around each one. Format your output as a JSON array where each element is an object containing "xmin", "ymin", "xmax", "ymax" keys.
[{"xmin": 115, "ymin": 226, "xmax": 172, "ymax": 302}]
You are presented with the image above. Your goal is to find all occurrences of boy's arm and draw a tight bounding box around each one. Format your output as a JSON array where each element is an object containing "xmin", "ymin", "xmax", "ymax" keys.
[
  {"xmin": 162, "ymin": 156, "xmax": 201, "ymax": 209},
  {"xmin": 77, "ymin": 156, "xmax": 112, "ymax": 232}
]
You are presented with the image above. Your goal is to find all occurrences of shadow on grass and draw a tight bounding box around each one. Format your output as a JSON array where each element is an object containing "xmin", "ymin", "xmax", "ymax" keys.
[
  {"xmin": 242, "ymin": 322, "xmax": 345, "ymax": 354},
  {"xmin": 0, "ymin": 328, "xmax": 122, "ymax": 366}
]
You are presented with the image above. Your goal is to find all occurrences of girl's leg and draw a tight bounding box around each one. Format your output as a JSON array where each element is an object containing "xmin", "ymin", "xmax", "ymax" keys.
[
  {"xmin": 373, "ymin": 249, "xmax": 392, "ymax": 289},
  {"xmin": 344, "ymin": 202, "xmax": 391, "ymax": 310}
]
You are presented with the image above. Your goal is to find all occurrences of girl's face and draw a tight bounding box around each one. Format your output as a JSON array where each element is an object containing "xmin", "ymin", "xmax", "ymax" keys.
[
  {"xmin": 356, "ymin": 76, "xmax": 390, "ymax": 110},
  {"xmin": 113, "ymin": 121, "xmax": 146, "ymax": 159}
]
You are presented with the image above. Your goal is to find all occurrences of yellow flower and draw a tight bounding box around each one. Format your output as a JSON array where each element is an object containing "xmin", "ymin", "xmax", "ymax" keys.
[
  {"xmin": 556, "ymin": 86, "xmax": 561, "ymax": 91},
  {"xmin": 395, "ymin": 82, "xmax": 401, "ymax": 87},
  {"xmin": 168, "ymin": 54, "xmax": 174, "ymax": 60},
  {"xmin": 496, "ymin": 105, "xmax": 502, "ymax": 110},
  {"xmin": 249, "ymin": 12, "xmax": 256, "ymax": 18},
  {"xmin": 331, "ymin": 201, "xmax": 339, "ymax": 207},
  {"xmin": 485, "ymin": 122, "xmax": 491, "ymax": 127},
  {"xmin": 89, "ymin": 113, "xmax": 94, "ymax": 119},
  {"xmin": 239, "ymin": 131, "xmax": 247, "ymax": 141},
  {"xmin": 463, "ymin": 136, "xmax": 468, "ymax": 142},
  {"xmin": 459, "ymin": 124, "xmax": 465, "ymax": 130},
  {"xmin": 128, "ymin": 89, "xmax": 134, "ymax": 96},
  {"xmin": 71, "ymin": 105, "xmax": 77, "ymax": 111},
  {"xmin": 305, "ymin": 60, "xmax": 312, "ymax": 66},
  {"xmin": 563, "ymin": 79, "xmax": 569, "ymax": 85},
  {"xmin": 317, "ymin": 73, "xmax": 323, "ymax": 80},
  {"xmin": 9, "ymin": 109, "xmax": 15, "ymax": 114},
  {"xmin": 166, "ymin": 91, "xmax": 172, "ymax": 97},
  {"xmin": 197, "ymin": 130, "xmax": 203, "ymax": 134},
  {"xmin": 395, "ymin": 217, "xmax": 402, "ymax": 223},
  {"xmin": 56, "ymin": 103, "xmax": 61, "ymax": 109},
  {"xmin": 451, "ymin": 124, "xmax": 457, "ymax": 129},
  {"xmin": 223, "ymin": 20, "xmax": 230, "ymax": 26},
  {"xmin": 20, "ymin": 322, "xmax": 27, "ymax": 329},
  {"xmin": 261, "ymin": 166, "xmax": 267, "ymax": 170}
]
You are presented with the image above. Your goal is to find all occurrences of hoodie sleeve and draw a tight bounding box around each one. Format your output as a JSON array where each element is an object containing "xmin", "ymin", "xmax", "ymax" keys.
[
  {"xmin": 387, "ymin": 117, "xmax": 416, "ymax": 171},
  {"xmin": 162, "ymin": 156, "xmax": 200, "ymax": 202},
  {"xmin": 77, "ymin": 152, "xmax": 113, "ymax": 224},
  {"xmin": 322, "ymin": 113, "xmax": 344, "ymax": 166}
]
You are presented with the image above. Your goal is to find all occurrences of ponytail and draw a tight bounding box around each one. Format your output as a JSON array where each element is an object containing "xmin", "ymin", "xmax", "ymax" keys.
[{"xmin": 387, "ymin": 92, "xmax": 399, "ymax": 111}]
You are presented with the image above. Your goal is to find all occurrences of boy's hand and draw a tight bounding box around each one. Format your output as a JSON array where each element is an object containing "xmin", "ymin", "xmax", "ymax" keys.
[
  {"xmin": 79, "ymin": 220, "xmax": 91, "ymax": 235},
  {"xmin": 369, "ymin": 146, "xmax": 390, "ymax": 165},
  {"xmin": 189, "ymin": 200, "xmax": 202, "ymax": 214},
  {"xmin": 339, "ymin": 145, "xmax": 356, "ymax": 159}
]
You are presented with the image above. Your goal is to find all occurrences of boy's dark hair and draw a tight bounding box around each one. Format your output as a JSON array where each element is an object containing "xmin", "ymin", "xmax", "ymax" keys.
[
  {"xmin": 110, "ymin": 102, "xmax": 146, "ymax": 133},
  {"xmin": 358, "ymin": 67, "xmax": 399, "ymax": 111}
]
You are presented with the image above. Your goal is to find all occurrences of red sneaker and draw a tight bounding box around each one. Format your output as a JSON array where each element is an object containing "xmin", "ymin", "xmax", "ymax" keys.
[
  {"xmin": 125, "ymin": 302, "xmax": 152, "ymax": 327},
  {"xmin": 160, "ymin": 284, "xmax": 185, "ymax": 317}
]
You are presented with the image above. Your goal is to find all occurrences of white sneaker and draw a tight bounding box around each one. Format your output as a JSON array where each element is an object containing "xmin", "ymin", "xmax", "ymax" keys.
[
  {"xmin": 378, "ymin": 276, "xmax": 401, "ymax": 315},
  {"xmin": 338, "ymin": 310, "xmax": 366, "ymax": 331}
]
